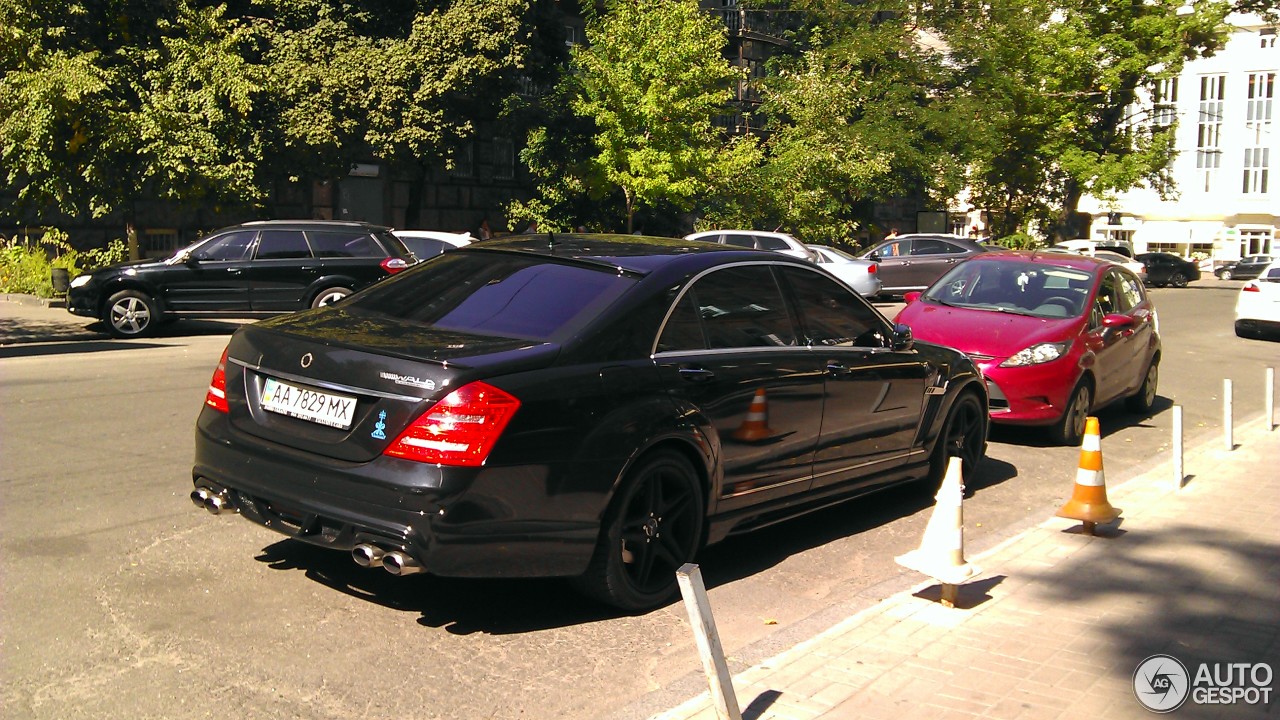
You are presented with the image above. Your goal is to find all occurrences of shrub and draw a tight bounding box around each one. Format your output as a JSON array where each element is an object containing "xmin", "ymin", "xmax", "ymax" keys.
[{"xmin": 0, "ymin": 231, "xmax": 127, "ymax": 297}]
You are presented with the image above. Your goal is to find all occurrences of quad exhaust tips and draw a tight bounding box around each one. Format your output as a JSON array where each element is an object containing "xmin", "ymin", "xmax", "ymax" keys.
[
  {"xmin": 354, "ymin": 543, "xmax": 422, "ymax": 575},
  {"xmin": 190, "ymin": 487, "xmax": 236, "ymax": 515}
]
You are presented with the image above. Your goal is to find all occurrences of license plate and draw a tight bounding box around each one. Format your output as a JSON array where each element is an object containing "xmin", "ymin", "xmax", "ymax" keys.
[{"xmin": 260, "ymin": 378, "xmax": 356, "ymax": 429}]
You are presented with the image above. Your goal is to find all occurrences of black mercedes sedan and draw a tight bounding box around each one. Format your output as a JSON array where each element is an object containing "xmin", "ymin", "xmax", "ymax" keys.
[{"xmin": 191, "ymin": 234, "xmax": 988, "ymax": 611}]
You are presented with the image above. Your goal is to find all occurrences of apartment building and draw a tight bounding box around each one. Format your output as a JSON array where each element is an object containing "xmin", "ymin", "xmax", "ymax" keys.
[{"xmin": 1078, "ymin": 13, "xmax": 1278, "ymax": 265}]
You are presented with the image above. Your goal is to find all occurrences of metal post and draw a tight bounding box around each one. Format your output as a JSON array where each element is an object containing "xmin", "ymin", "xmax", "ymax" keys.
[
  {"xmin": 1173, "ymin": 405, "xmax": 1184, "ymax": 491},
  {"xmin": 1224, "ymin": 378, "xmax": 1233, "ymax": 451},
  {"xmin": 1267, "ymin": 367, "xmax": 1275, "ymax": 431},
  {"xmin": 676, "ymin": 564, "xmax": 743, "ymax": 720}
]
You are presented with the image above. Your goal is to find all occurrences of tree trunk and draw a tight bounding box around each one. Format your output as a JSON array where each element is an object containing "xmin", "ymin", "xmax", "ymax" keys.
[
  {"xmin": 403, "ymin": 162, "xmax": 427, "ymax": 229},
  {"xmin": 1057, "ymin": 180, "xmax": 1085, "ymax": 243},
  {"xmin": 125, "ymin": 206, "xmax": 140, "ymax": 260}
]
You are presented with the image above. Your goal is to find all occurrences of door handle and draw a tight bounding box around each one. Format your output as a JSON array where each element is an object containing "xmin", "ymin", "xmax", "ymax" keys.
[{"xmin": 677, "ymin": 365, "xmax": 715, "ymax": 382}]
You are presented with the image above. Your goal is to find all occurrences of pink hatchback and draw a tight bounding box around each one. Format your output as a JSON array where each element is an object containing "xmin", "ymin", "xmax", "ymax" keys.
[{"xmin": 896, "ymin": 251, "xmax": 1161, "ymax": 445}]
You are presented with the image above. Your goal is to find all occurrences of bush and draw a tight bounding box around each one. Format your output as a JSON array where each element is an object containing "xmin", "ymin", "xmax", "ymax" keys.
[{"xmin": 0, "ymin": 231, "xmax": 128, "ymax": 297}]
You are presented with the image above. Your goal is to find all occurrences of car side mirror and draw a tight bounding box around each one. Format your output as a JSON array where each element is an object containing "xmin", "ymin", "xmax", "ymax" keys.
[
  {"xmin": 868, "ymin": 252, "xmax": 881, "ymax": 262},
  {"xmin": 1101, "ymin": 313, "xmax": 1134, "ymax": 328},
  {"xmin": 903, "ymin": 291, "xmax": 922, "ymax": 304},
  {"xmin": 181, "ymin": 252, "xmax": 199, "ymax": 265},
  {"xmin": 891, "ymin": 323, "xmax": 914, "ymax": 351}
]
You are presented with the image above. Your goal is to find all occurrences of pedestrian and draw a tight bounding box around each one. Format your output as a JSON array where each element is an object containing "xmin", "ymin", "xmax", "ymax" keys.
[
  {"xmin": 524, "ymin": 220, "xmax": 539, "ymax": 233},
  {"xmin": 477, "ymin": 219, "xmax": 492, "ymax": 241}
]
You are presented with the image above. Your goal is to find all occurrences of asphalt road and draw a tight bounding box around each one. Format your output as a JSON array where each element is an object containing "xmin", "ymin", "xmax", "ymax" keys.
[{"xmin": 0, "ymin": 282, "xmax": 1275, "ymax": 720}]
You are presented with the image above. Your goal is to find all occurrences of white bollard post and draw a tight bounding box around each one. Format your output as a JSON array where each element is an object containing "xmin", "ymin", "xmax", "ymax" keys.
[
  {"xmin": 1224, "ymin": 379, "xmax": 1233, "ymax": 451},
  {"xmin": 676, "ymin": 564, "xmax": 743, "ymax": 720},
  {"xmin": 1267, "ymin": 367, "xmax": 1275, "ymax": 431},
  {"xmin": 1173, "ymin": 405, "xmax": 1184, "ymax": 491}
]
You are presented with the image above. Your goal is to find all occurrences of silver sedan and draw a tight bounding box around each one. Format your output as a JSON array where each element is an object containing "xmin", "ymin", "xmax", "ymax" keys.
[{"xmin": 808, "ymin": 244, "xmax": 883, "ymax": 298}]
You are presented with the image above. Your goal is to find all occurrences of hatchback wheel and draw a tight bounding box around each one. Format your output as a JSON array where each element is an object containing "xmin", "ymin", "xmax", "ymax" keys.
[
  {"xmin": 1218, "ymin": 269, "xmax": 1233, "ymax": 280},
  {"xmin": 104, "ymin": 290, "xmax": 158, "ymax": 338},
  {"xmin": 1125, "ymin": 359, "xmax": 1159, "ymax": 414},
  {"xmin": 1170, "ymin": 272, "xmax": 1188, "ymax": 288},
  {"xmin": 929, "ymin": 392, "xmax": 987, "ymax": 487},
  {"xmin": 574, "ymin": 450, "xmax": 704, "ymax": 612},
  {"xmin": 1052, "ymin": 381, "xmax": 1092, "ymax": 446}
]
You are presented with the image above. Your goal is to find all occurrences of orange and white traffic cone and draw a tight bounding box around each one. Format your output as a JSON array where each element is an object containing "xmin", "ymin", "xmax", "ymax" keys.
[
  {"xmin": 1056, "ymin": 416, "xmax": 1122, "ymax": 535},
  {"xmin": 895, "ymin": 456, "xmax": 980, "ymax": 606},
  {"xmin": 732, "ymin": 388, "xmax": 776, "ymax": 442}
]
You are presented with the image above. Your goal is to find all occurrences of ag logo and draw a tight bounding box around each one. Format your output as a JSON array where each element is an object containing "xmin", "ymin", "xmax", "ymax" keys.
[{"xmin": 1134, "ymin": 654, "xmax": 1190, "ymax": 712}]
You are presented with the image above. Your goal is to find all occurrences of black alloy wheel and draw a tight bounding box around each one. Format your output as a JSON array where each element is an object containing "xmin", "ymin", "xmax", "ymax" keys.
[
  {"xmin": 1053, "ymin": 380, "xmax": 1093, "ymax": 446},
  {"xmin": 574, "ymin": 450, "xmax": 704, "ymax": 612},
  {"xmin": 104, "ymin": 290, "xmax": 158, "ymax": 338},
  {"xmin": 929, "ymin": 392, "xmax": 987, "ymax": 487},
  {"xmin": 1170, "ymin": 272, "xmax": 1188, "ymax": 288}
]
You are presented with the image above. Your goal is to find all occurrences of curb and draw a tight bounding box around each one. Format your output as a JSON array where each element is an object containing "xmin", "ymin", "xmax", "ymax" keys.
[{"xmin": 1, "ymin": 293, "xmax": 65, "ymax": 308}]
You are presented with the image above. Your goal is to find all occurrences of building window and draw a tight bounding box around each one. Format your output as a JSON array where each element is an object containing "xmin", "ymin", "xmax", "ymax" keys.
[
  {"xmin": 1261, "ymin": 27, "xmax": 1276, "ymax": 49},
  {"xmin": 1152, "ymin": 77, "xmax": 1178, "ymax": 130},
  {"xmin": 1196, "ymin": 74, "xmax": 1225, "ymax": 192},
  {"xmin": 450, "ymin": 143, "xmax": 474, "ymax": 178},
  {"xmin": 1239, "ymin": 229, "xmax": 1274, "ymax": 256},
  {"xmin": 493, "ymin": 137, "xmax": 514, "ymax": 180},
  {"xmin": 1243, "ymin": 72, "xmax": 1273, "ymax": 194},
  {"xmin": 564, "ymin": 25, "xmax": 577, "ymax": 46}
]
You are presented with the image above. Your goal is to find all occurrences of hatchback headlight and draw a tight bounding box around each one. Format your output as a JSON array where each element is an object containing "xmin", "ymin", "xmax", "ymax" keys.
[
  {"xmin": 69, "ymin": 274, "xmax": 92, "ymax": 288},
  {"xmin": 1000, "ymin": 341, "xmax": 1070, "ymax": 367}
]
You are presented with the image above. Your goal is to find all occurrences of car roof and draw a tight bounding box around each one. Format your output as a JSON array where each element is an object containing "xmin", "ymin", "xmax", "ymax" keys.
[
  {"xmin": 233, "ymin": 219, "xmax": 394, "ymax": 232},
  {"xmin": 461, "ymin": 232, "xmax": 797, "ymax": 275},
  {"xmin": 972, "ymin": 249, "xmax": 1113, "ymax": 272},
  {"xmin": 875, "ymin": 234, "xmax": 987, "ymax": 249},
  {"xmin": 684, "ymin": 229, "xmax": 798, "ymax": 240}
]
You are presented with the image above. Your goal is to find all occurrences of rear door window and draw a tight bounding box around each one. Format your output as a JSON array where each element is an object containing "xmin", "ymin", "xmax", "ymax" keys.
[
  {"xmin": 669, "ymin": 265, "xmax": 797, "ymax": 349},
  {"xmin": 721, "ymin": 234, "xmax": 758, "ymax": 249},
  {"xmin": 255, "ymin": 230, "xmax": 312, "ymax": 260}
]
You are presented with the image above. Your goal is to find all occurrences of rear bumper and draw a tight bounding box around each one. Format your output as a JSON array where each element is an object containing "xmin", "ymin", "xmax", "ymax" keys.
[{"xmin": 192, "ymin": 410, "xmax": 601, "ymax": 578}]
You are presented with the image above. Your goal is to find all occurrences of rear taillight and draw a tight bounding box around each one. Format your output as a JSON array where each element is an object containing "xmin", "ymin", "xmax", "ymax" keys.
[
  {"xmin": 383, "ymin": 381, "xmax": 520, "ymax": 466},
  {"xmin": 867, "ymin": 263, "xmax": 877, "ymax": 274},
  {"xmin": 205, "ymin": 347, "xmax": 229, "ymax": 413},
  {"xmin": 381, "ymin": 257, "xmax": 410, "ymax": 274},
  {"xmin": 1242, "ymin": 283, "xmax": 1261, "ymax": 293}
]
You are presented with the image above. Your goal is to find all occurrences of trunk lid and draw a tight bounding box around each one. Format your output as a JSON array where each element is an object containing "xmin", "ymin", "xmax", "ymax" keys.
[{"xmin": 222, "ymin": 309, "xmax": 559, "ymax": 462}]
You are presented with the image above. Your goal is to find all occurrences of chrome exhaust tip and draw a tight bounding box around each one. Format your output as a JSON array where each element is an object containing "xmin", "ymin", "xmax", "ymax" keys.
[
  {"xmin": 190, "ymin": 488, "xmax": 213, "ymax": 509},
  {"xmin": 204, "ymin": 491, "xmax": 234, "ymax": 515},
  {"xmin": 352, "ymin": 543, "xmax": 386, "ymax": 569},
  {"xmin": 383, "ymin": 551, "xmax": 423, "ymax": 576}
]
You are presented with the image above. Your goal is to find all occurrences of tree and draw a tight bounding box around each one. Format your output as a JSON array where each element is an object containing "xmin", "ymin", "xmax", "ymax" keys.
[
  {"xmin": 1, "ymin": 0, "xmax": 269, "ymax": 256},
  {"xmin": 950, "ymin": 0, "xmax": 1234, "ymax": 240},
  {"xmin": 524, "ymin": 0, "xmax": 760, "ymax": 233}
]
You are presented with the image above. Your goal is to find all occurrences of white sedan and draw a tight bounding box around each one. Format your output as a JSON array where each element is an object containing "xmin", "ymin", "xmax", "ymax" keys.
[
  {"xmin": 1234, "ymin": 260, "xmax": 1280, "ymax": 340},
  {"xmin": 807, "ymin": 244, "xmax": 883, "ymax": 298}
]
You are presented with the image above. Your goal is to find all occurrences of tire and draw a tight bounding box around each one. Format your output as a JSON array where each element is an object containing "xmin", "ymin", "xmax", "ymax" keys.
[
  {"xmin": 103, "ymin": 290, "xmax": 159, "ymax": 338},
  {"xmin": 573, "ymin": 450, "xmax": 704, "ymax": 612},
  {"xmin": 1052, "ymin": 380, "xmax": 1092, "ymax": 446},
  {"xmin": 1169, "ymin": 272, "xmax": 1188, "ymax": 288},
  {"xmin": 1218, "ymin": 269, "xmax": 1233, "ymax": 281},
  {"xmin": 928, "ymin": 392, "xmax": 987, "ymax": 487},
  {"xmin": 312, "ymin": 286, "xmax": 352, "ymax": 309},
  {"xmin": 1125, "ymin": 358, "xmax": 1159, "ymax": 414}
]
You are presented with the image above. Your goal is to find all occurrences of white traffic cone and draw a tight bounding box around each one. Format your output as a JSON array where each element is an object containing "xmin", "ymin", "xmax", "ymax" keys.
[{"xmin": 896, "ymin": 457, "xmax": 980, "ymax": 602}]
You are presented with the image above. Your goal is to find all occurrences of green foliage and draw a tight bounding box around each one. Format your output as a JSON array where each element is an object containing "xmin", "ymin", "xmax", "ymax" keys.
[
  {"xmin": 0, "ymin": 229, "xmax": 128, "ymax": 297},
  {"xmin": 529, "ymin": 0, "xmax": 762, "ymax": 232},
  {"xmin": 992, "ymin": 232, "xmax": 1041, "ymax": 250}
]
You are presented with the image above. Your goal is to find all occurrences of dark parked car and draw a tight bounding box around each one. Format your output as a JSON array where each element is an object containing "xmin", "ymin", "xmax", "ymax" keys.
[
  {"xmin": 191, "ymin": 234, "xmax": 989, "ymax": 610},
  {"xmin": 858, "ymin": 234, "xmax": 988, "ymax": 297},
  {"xmin": 1215, "ymin": 254, "xmax": 1276, "ymax": 281},
  {"xmin": 67, "ymin": 220, "xmax": 415, "ymax": 337},
  {"xmin": 1136, "ymin": 252, "xmax": 1201, "ymax": 288}
]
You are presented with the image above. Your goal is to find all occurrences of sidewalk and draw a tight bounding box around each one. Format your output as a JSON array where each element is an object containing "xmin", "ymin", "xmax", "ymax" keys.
[{"xmin": 655, "ymin": 417, "xmax": 1280, "ymax": 720}]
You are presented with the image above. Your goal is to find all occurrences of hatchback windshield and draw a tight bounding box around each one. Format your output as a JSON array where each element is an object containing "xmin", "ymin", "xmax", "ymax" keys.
[
  {"xmin": 923, "ymin": 261, "xmax": 1094, "ymax": 318},
  {"xmin": 345, "ymin": 252, "xmax": 637, "ymax": 341}
]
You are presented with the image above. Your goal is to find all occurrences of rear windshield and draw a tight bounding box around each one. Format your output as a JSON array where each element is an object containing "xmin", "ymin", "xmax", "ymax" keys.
[{"xmin": 344, "ymin": 251, "xmax": 637, "ymax": 341}]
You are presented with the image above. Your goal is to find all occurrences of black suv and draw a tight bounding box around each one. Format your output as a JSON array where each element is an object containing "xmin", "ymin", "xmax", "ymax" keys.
[{"xmin": 67, "ymin": 220, "xmax": 415, "ymax": 337}]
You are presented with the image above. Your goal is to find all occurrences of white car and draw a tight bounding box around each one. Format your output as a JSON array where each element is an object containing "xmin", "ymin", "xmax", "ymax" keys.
[
  {"xmin": 1092, "ymin": 250, "xmax": 1147, "ymax": 278},
  {"xmin": 807, "ymin": 244, "xmax": 883, "ymax": 298},
  {"xmin": 684, "ymin": 230, "xmax": 820, "ymax": 263},
  {"xmin": 1234, "ymin": 260, "xmax": 1280, "ymax": 340},
  {"xmin": 392, "ymin": 230, "xmax": 472, "ymax": 261}
]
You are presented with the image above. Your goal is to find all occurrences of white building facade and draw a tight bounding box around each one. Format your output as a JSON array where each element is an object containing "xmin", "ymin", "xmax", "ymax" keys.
[{"xmin": 1077, "ymin": 14, "xmax": 1277, "ymax": 266}]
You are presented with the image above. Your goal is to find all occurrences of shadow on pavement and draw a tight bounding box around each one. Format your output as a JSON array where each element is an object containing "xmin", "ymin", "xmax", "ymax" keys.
[
  {"xmin": 0, "ymin": 339, "xmax": 169, "ymax": 358},
  {"xmin": 246, "ymin": 454, "xmax": 1019, "ymax": 632}
]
